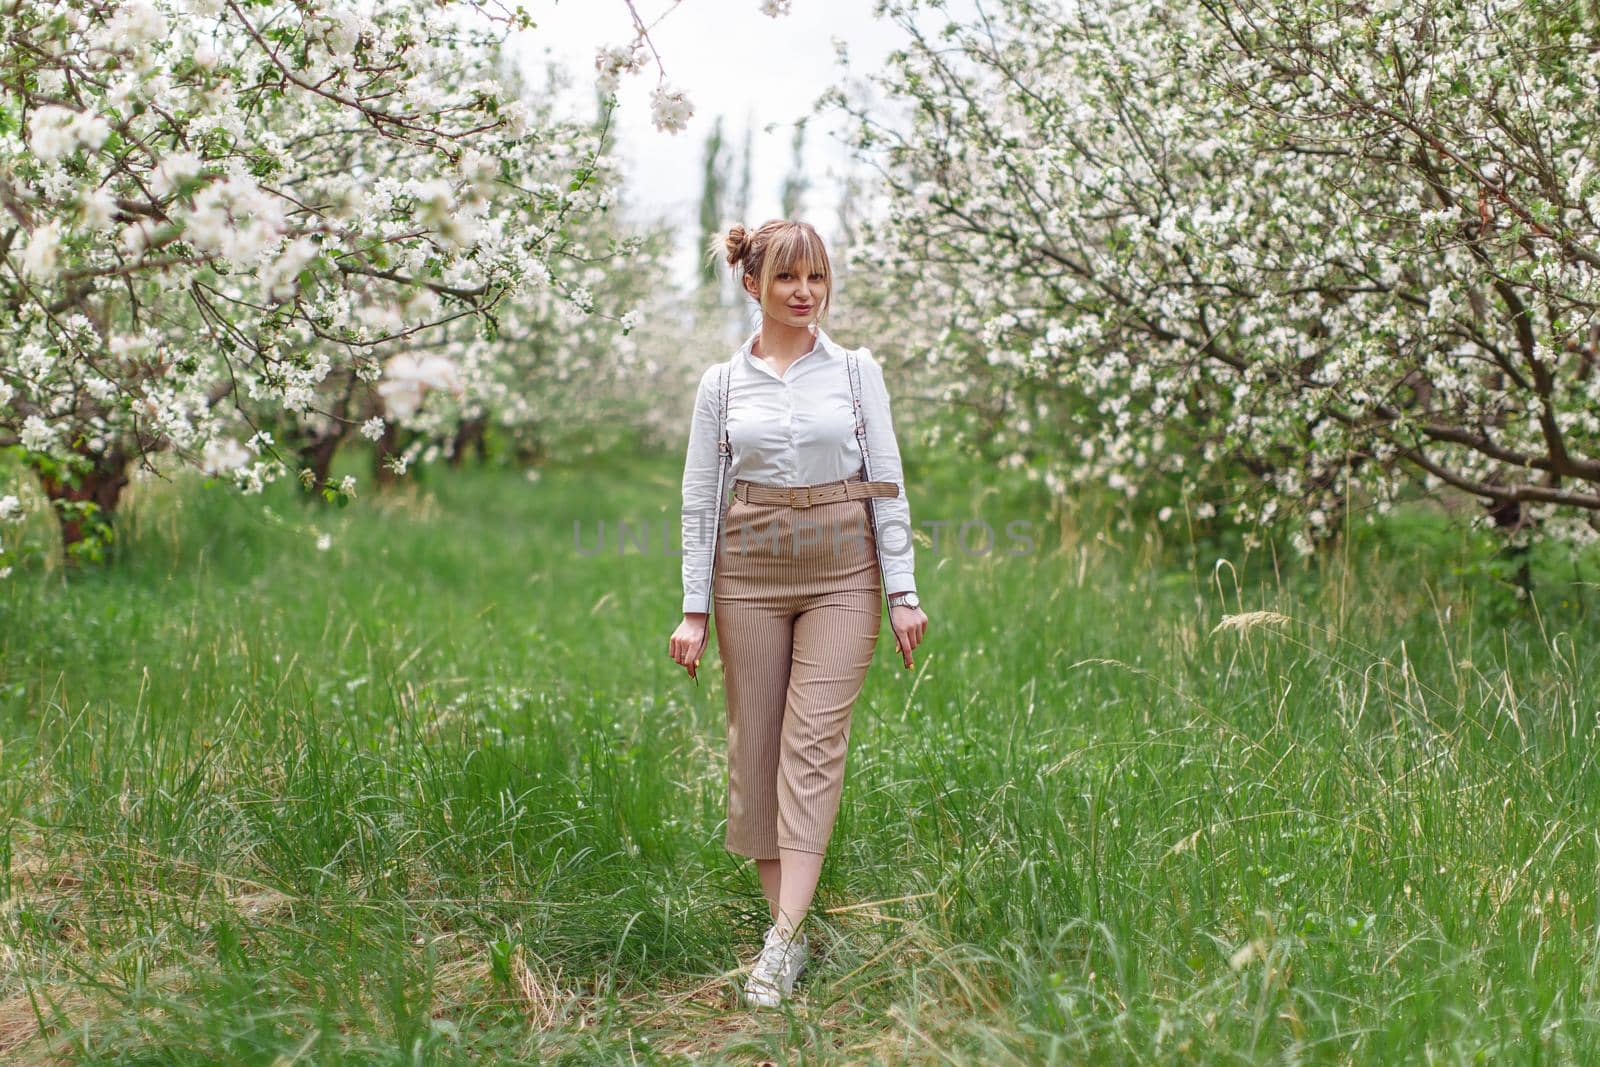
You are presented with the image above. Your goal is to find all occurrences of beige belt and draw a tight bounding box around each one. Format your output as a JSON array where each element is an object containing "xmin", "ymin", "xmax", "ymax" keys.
[{"xmin": 733, "ymin": 475, "xmax": 900, "ymax": 509}]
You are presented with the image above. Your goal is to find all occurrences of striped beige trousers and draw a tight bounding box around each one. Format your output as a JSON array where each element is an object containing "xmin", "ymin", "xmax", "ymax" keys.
[{"xmin": 712, "ymin": 477, "xmax": 882, "ymax": 859}]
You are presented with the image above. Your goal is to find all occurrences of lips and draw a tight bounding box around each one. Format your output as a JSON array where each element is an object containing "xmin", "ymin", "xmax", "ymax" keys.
[{"xmin": 789, "ymin": 305, "xmax": 811, "ymax": 313}]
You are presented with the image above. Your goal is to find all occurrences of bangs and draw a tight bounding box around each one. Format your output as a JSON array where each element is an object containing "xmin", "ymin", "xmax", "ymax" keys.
[{"xmin": 763, "ymin": 225, "xmax": 831, "ymax": 284}]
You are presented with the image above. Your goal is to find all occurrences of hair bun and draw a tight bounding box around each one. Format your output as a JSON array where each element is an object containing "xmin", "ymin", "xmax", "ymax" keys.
[{"xmin": 724, "ymin": 224, "xmax": 750, "ymax": 267}]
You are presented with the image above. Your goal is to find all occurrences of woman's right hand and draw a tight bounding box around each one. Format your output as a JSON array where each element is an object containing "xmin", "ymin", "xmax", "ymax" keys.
[{"xmin": 670, "ymin": 613, "xmax": 709, "ymax": 679}]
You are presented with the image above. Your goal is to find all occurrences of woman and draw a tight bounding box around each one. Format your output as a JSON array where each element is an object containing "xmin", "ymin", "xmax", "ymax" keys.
[{"xmin": 668, "ymin": 219, "xmax": 930, "ymax": 1008}]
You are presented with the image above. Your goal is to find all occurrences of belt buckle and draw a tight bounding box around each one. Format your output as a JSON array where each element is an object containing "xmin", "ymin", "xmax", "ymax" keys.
[{"xmin": 789, "ymin": 486, "xmax": 812, "ymax": 508}]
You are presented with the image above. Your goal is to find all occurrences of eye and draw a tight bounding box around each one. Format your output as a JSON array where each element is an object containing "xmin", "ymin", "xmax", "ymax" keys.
[{"xmin": 809, "ymin": 273, "xmax": 824, "ymax": 282}]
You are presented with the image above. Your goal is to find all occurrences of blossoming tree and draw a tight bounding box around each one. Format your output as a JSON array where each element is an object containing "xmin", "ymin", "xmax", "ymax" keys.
[
  {"xmin": 832, "ymin": 0, "xmax": 1600, "ymax": 555},
  {"xmin": 1, "ymin": 0, "xmax": 614, "ymax": 562},
  {"xmin": 0, "ymin": 0, "xmax": 783, "ymax": 570}
]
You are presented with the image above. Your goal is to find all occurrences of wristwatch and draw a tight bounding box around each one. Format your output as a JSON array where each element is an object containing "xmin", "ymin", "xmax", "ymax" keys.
[{"xmin": 889, "ymin": 592, "xmax": 920, "ymax": 610}]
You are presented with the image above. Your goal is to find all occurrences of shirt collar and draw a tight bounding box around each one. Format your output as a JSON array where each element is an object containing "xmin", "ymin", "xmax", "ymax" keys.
[{"xmin": 738, "ymin": 326, "xmax": 840, "ymax": 364}]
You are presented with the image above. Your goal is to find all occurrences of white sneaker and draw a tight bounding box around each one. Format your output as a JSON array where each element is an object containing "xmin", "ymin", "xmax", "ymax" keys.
[{"xmin": 742, "ymin": 924, "xmax": 809, "ymax": 1007}]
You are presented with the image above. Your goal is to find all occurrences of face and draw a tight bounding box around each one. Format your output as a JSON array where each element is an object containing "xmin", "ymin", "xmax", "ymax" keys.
[{"xmin": 745, "ymin": 261, "xmax": 828, "ymax": 328}]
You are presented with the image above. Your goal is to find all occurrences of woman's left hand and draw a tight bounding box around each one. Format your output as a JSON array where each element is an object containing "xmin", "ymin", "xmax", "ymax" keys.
[{"xmin": 889, "ymin": 604, "xmax": 928, "ymax": 670}]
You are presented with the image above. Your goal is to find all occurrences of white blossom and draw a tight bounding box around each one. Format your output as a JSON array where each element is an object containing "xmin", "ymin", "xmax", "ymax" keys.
[
  {"xmin": 18, "ymin": 342, "xmax": 55, "ymax": 380},
  {"xmin": 104, "ymin": 0, "xmax": 169, "ymax": 49},
  {"xmin": 34, "ymin": 68, "xmax": 66, "ymax": 96},
  {"xmin": 650, "ymin": 85, "xmax": 693, "ymax": 134},
  {"xmin": 19, "ymin": 220, "xmax": 64, "ymax": 282},
  {"xmin": 201, "ymin": 437, "xmax": 251, "ymax": 474},
  {"xmin": 594, "ymin": 43, "xmax": 644, "ymax": 95},
  {"xmin": 150, "ymin": 151, "xmax": 207, "ymax": 197},
  {"xmin": 20, "ymin": 415, "xmax": 58, "ymax": 453},
  {"xmin": 78, "ymin": 187, "xmax": 119, "ymax": 231},
  {"xmin": 25, "ymin": 105, "xmax": 106, "ymax": 162},
  {"xmin": 378, "ymin": 353, "xmax": 462, "ymax": 420}
]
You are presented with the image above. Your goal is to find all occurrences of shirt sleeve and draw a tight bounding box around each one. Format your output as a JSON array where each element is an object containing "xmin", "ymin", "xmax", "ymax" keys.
[
  {"xmin": 681, "ymin": 365, "xmax": 723, "ymax": 614},
  {"xmin": 858, "ymin": 348, "xmax": 917, "ymax": 597}
]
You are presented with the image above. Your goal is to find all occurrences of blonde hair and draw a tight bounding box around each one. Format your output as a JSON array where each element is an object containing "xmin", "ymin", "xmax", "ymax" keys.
[{"xmin": 708, "ymin": 219, "xmax": 833, "ymax": 324}]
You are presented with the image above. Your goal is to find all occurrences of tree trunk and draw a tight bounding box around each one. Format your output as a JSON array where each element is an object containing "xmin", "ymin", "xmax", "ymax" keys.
[
  {"xmin": 449, "ymin": 416, "xmax": 487, "ymax": 467},
  {"xmin": 1486, "ymin": 497, "xmax": 1534, "ymax": 594},
  {"xmin": 36, "ymin": 445, "xmax": 131, "ymax": 562},
  {"xmin": 299, "ymin": 433, "xmax": 344, "ymax": 492},
  {"xmin": 514, "ymin": 426, "xmax": 546, "ymax": 467}
]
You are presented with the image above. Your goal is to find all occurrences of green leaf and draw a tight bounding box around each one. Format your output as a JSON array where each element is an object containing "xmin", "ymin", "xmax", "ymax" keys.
[{"xmin": 488, "ymin": 940, "xmax": 514, "ymax": 988}]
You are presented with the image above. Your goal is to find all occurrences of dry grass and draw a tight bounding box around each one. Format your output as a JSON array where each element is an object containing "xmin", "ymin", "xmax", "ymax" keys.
[
  {"xmin": 1209, "ymin": 610, "xmax": 1293, "ymax": 636},
  {"xmin": 0, "ymin": 987, "xmax": 86, "ymax": 1067}
]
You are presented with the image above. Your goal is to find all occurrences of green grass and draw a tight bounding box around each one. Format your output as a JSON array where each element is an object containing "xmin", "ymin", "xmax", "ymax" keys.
[{"xmin": 2, "ymin": 450, "xmax": 1600, "ymax": 1063}]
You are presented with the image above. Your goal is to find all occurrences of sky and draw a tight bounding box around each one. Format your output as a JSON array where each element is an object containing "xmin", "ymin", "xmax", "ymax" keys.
[{"xmin": 506, "ymin": 1, "xmax": 914, "ymax": 281}]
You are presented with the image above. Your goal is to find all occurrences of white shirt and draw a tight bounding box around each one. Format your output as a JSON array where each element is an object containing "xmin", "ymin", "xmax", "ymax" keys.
[{"xmin": 680, "ymin": 326, "xmax": 917, "ymax": 614}]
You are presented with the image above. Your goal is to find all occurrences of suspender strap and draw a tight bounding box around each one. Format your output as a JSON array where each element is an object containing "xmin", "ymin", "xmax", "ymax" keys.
[
  {"xmin": 692, "ymin": 352, "xmax": 738, "ymax": 668},
  {"xmin": 846, "ymin": 349, "xmax": 895, "ymax": 621}
]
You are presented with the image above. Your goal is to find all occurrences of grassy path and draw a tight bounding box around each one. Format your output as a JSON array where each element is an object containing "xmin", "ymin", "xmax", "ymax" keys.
[{"xmin": 2, "ymin": 453, "xmax": 1599, "ymax": 1063}]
